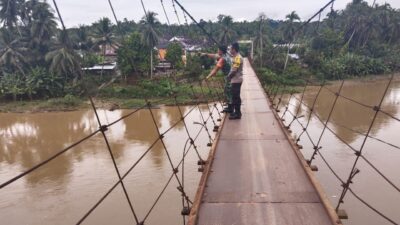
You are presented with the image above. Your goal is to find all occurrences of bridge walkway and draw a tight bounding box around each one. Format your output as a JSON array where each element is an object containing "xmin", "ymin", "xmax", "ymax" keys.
[{"xmin": 189, "ymin": 58, "xmax": 341, "ymax": 225}]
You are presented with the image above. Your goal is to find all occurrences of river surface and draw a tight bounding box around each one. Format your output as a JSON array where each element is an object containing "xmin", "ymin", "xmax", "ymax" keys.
[
  {"xmin": 0, "ymin": 105, "xmax": 216, "ymax": 225},
  {"xmin": 278, "ymin": 78, "xmax": 400, "ymax": 225},
  {"xmin": 1, "ymin": 78, "xmax": 400, "ymax": 225}
]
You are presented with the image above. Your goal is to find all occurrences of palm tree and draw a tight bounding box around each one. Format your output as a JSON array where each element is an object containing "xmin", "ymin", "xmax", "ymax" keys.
[
  {"xmin": 218, "ymin": 15, "xmax": 237, "ymax": 45},
  {"xmin": 0, "ymin": 29, "xmax": 27, "ymax": 75},
  {"xmin": 254, "ymin": 13, "xmax": 268, "ymax": 66},
  {"xmin": 91, "ymin": 17, "xmax": 118, "ymax": 54},
  {"xmin": 45, "ymin": 31, "xmax": 81, "ymax": 79},
  {"xmin": 282, "ymin": 11, "xmax": 300, "ymax": 70},
  {"xmin": 28, "ymin": 1, "xmax": 57, "ymax": 63},
  {"xmin": 0, "ymin": 0, "xmax": 23, "ymax": 29},
  {"xmin": 73, "ymin": 25, "xmax": 92, "ymax": 51},
  {"xmin": 91, "ymin": 17, "xmax": 118, "ymax": 77},
  {"xmin": 283, "ymin": 11, "xmax": 300, "ymax": 43},
  {"xmin": 30, "ymin": 2, "xmax": 57, "ymax": 44},
  {"xmin": 140, "ymin": 11, "xmax": 160, "ymax": 78},
  {"xmin": 20, "ymin": 0, "xmax": 41, "ymax": 26}
]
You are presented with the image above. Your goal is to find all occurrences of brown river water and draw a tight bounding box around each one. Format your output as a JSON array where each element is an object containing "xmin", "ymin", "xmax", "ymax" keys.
[
  {"xmin": 279, "ymin": 78, "xmax": 400, "ymax": 225},
  {"xmin": 0, "ymin": 105, "xmax": 215, "ymax": 225},
  {"xmin": 1, "ymin": 78, "xmax": 400, "ymax": 225}
]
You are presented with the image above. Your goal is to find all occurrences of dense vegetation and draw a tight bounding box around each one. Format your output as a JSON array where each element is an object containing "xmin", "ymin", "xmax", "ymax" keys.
[
  {"xmin": 256, "ymin": 0, "xmax": 400, "ymax": 85},
  {"xmin": 0, "ymin": 0, "xmax": 399, "ymax": 107}
]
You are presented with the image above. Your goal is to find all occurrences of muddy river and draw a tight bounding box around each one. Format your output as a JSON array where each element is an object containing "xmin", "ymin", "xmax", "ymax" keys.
[{"xmin": 1, "ymin": 78, "xmax": 400, "ymax": 225}]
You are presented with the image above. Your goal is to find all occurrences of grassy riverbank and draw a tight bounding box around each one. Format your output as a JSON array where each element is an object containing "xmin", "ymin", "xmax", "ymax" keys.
[{"xmin": 0, "ymin": 77, "xmax": 223, "ymax": 113}]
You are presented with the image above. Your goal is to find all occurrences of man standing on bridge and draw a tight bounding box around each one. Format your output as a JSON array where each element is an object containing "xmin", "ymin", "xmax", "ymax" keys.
[
  {"xmin": 203, "ymin": 46, "xmax": 233, "ymax": 113},
  {"xmin": 227, "ymin": 42, "xmax": 243, "ymax": 120}
]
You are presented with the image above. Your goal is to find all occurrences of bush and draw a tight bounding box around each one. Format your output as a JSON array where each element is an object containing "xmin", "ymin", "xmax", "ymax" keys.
[
  {"xmin": 321, "ymin": 53, "xmax": 390, "ymax": 79},
  {"xmin": 0, "ymin": 73, "xmax": 25, "ymax": 101},
  {"xmin": 184, "ymin": 54, "xmax": 203, "ymax": 80},
  {"xmin": 46, "ymin": 94, "xmax": 81, "ymax": 107},
  {"xmin": 257, "ymin": 68, "xmax": 280, "ymax": 85},
  {"xmin": 98, "ymin": 78, "xmax": 195, "ymax": 99},
  {"xmin": 165, "ymin": 42, "xmax": 184, "ymax": 69}
]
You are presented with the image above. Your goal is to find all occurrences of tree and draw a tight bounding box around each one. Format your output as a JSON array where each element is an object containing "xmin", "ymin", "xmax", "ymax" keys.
[
  {"xmin": 117, "ymin": 32, "xmax": 151, "ymax": 78},
  {"xmin": 254, "ymin": 13, "xmax": 268, "ymax": 67},
  {"xmin": 283, "ymin": 11, "xmax": 300, "ymax": 70},
  {"xmin": 91, "ymin": 18, "xmax": 117, "ymax": 55},
  {"xmin": 165, "ymin": 42, "xmax": 183, "ymax": 69},
  {"xmin": 0, "ymin": 29, "xmax": 27, "ymax": 75},
  {"xmin": 184, "ymin": 54, "xmax": 202, "ymax": 80},
  {"xmin": 28, "ymin": 1, "xmax": 57, "ymax": 64},
  {"xmin": 283, "ymin": 11, "xmax": 300, "ymax": 43},
  {"xmin": 140, "ymin": 11, "xmax": 160, "ymax": 79},
  {"xmin": 72, "ymin": 25, "xmax": 92, "ymax": 52},
  {"xmin": 91, "ymin": 17, "xmax": 118, "ymax": 78},
  {"xmin": 218, "ymin": 15, "xmax": 237, "ymax": 45},
  {"xmin": 45, "ymin": 31, "xmax": 81, "ymax": 79},
  {"xmin": 0, "ymin": 0, "xmax": 23, "ymax": 30}
]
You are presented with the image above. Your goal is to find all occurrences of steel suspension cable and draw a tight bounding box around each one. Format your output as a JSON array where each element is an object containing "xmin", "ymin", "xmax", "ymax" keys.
[
  {"xmin": 89, "ymin": 98, "xmax": 140, "ymax": 224},
  {"xmin": 174, "ymin": 96, "xmax": 205, "ymax": 162},
  {"xmin": 160, "ymin": 0, "xmax": 171, "ymax": 26},
  {"xmin": 287, "ymin": 93, "xmax": 400, "ymax": 192},
  {"xmin": 0, "ymin": 129, "xmax": 100, "ymax": 189},
  {"xmin": 276, "ymin": 86, "xmax": 399, "ymax": 224},
  {"xmin": 309, "ymin": 80, "xmax": 344, "ymax": 165},
  {"xmin": 172, "ymin": 0, "xmax": 219, "ymax": 45},
  {"xmin": 76, "ymin": 94, "xmax": 213, "ymax": 223},
  {"xmin": 171, "ymin": 0, "xmax": 182, "ymax": 25},
  {"xmin": 336, "ymin": 73, "xmax": 400, "ymax": 210}
]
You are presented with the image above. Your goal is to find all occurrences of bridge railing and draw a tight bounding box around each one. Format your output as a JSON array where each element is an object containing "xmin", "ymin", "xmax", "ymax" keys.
[
  {"xmin": 0, "ymin": 77, "xmax": 226, "ymax": 225},
  {"xmin": 259, "ymin": 73, "xmax": 400, "ymax": 224}
]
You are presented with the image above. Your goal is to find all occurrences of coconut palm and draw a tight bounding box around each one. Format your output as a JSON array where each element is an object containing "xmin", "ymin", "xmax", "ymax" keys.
[
  {"xmin": 254, "ymin": 13, "xmax": 268, "ymax": 66},
  {"xmin": 283, "ymin": 11, "xmax": 300, "ymax": 43},
  {"xmin": 91, "ymin": 17, "xmax": 117, "ymax": 54},
  {"xmin": 29, "ymin": 1, "xmax": 57, "ymax": 48},
  {"xmin": 27, "ymin": 1, "xmax": 57, "ymax": 65},
  {"xmin": 218, "ymin": 15, "xmax": 237, "ymax": 45},
  {"xmin": 73, "ymin": 25, "xmax": 92, "ymax": 51},
  {"xmin": 140, "ymin": 11, "xmax": 160, "ymax": 78},
  {"xmin": 0, "ymin": 0, "xmax": 23, "ymax": 29},
  {"xmin": 0, "ymin": 29, "xmax": 27, "ymax": 75},
  {"xmin": 45, "ymin": 31, "xmax": 81, "ymax": 79},
  {"xmin": 91, "ymin": 17, "xmax": 119, "ymax": 78},
  {"xmin": 282, "ymin": 11, "xmax": 300, "ymax": 70}
]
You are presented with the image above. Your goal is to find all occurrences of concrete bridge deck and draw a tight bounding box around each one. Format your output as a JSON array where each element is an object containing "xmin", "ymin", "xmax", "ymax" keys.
[{"xmin": 188, "ymin": 59, "xmax": 341, "ymax": 225}]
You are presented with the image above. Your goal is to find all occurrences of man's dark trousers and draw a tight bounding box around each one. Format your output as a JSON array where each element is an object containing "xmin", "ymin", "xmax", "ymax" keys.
[{"xmin": 231, "ymin": 83, "xmax": 242, "ymax": 117}]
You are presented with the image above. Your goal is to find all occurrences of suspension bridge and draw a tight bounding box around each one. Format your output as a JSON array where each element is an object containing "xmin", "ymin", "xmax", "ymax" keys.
[
  {"xmin": 187, "ymin": 58, "xmax": 341, "ymax": 225},
  {"xmin": 1, "ymin": 0, "xmax": 400, "ymax": 224}
]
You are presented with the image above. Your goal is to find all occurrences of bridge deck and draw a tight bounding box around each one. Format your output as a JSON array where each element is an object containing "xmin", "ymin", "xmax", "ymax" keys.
[{"xmin": 190, "ymin": 59, "xmax": 340, "ymax": 225}]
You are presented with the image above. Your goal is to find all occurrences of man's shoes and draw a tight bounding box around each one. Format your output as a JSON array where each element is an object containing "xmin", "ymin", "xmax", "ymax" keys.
[
  {"xmin": 229, "ymin": 113, "xmax": 242, "ymax": 120},
  {"xmin": 222, "ymin": 104, "xmax": 233, "ymax": 113},
  {"xmin": 222, "ymin": 107, "xmax": 233, "ymax": 113}
]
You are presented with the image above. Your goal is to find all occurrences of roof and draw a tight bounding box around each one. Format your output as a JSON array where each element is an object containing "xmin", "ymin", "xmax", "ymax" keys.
[{"xmin": 82, "ymin": 62, "xmax": 117, "ymax": 71}]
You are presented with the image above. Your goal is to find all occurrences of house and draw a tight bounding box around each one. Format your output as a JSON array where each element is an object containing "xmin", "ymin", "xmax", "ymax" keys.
[
  {"xmin": 98, "ymin": 44, "xmax": 119, "ymax": 63},
  {"xmin": 155, "ymin": 36, "xmax": 205, "ymax": 71}
]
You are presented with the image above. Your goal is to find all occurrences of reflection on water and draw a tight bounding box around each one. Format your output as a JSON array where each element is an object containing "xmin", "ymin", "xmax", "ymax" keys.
[
  {"xmin": 0, "ymin": 105, "xmax": 214, "ymax": 225},
  {"xmin": 2, "ymin": 78, "xmax": 400, "ymax": 225},
  {"xmin": 280, "ymin": 79, "xmax": 400, "ymax": 225}
]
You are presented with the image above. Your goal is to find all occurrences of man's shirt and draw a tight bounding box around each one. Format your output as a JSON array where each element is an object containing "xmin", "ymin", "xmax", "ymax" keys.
[{"xmin": 229, "ymin": 54, "xmax": 243, "ymax": 83}]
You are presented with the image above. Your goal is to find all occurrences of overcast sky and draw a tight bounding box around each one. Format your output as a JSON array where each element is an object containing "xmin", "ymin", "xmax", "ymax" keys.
[{"xmin": 53, "ymin": 0, "xmax": 400, "ymax": 28}]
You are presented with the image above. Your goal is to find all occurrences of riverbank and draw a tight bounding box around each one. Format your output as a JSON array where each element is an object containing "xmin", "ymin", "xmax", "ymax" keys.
[
  {"xmin": 0, "ymin": 96, "xmax": 215, "ymax": 113},
  {"xmin": 3, "ymin": 74, "xmax": 399, "ymax": 113},
  {"xmin": 0, "ymin": 76, "xmax": 224, "ymax": 113}
]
